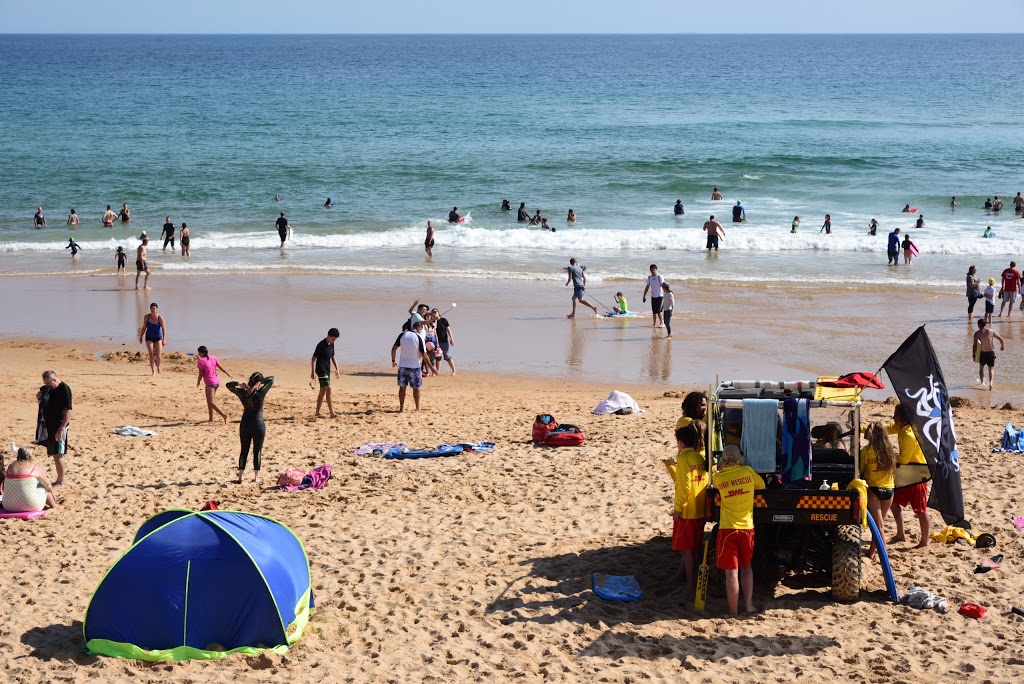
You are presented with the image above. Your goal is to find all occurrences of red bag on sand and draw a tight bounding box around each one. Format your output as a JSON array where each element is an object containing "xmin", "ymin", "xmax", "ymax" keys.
[
  {"xmin": 277, "ymin": 468, "xmax": 305, "ymax": 488},
  {"xmin": 533, "ymin": 414, "xmax": 557, "ymax": 443},
  {"xmin": 958, "ymin": 602, "xmax": 987, "ymax": 619},
  {"xmin": 545, "ymin": 424, "xmax": 586, "ymax": 447},
  {"xmin": 199, "ymin": 500, "xmax": 219, "ymax": 511}
]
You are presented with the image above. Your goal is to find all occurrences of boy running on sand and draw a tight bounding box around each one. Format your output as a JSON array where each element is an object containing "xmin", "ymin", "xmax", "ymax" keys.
[
  {"xmin": 713, "ymin": 445, "xmax": 765, "ymax": 615},
  {"xmin": 668, "ymin": 422, "xmax": 709, "ymax": 598}
]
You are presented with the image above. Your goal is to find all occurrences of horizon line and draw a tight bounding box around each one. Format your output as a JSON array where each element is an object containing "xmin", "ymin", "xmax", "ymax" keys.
[{"xmin": 2, "ymin": 31, "xmax": 1022, "ymax": 36}]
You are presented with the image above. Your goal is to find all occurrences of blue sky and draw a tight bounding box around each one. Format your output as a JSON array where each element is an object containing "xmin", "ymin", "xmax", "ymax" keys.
[{"xmin": 4, "ymin": 0, "xmax": 1023, "ymax": 33}]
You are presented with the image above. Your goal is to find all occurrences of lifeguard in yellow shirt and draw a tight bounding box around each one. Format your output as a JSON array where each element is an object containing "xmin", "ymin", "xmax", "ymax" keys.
[
  {"xmin": 886, "ymin": 405, "xmax": 930, "ymax": 548},
  {"xmin": 713, "ymin": 445, "xmax": 765, "ymax": 616},
  {"xmin": 860, "ymin": 422, "xmax": 896, "ymax": 557},
  {"xmin": 669, "ymin": 422, "xmax": 709, "ymax": 598}
]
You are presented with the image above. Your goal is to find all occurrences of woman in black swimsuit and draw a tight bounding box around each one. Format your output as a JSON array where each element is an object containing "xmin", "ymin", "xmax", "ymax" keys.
[
  {"xmin": 119, "ymin": 203, "xmax": 131, "ymax": 223},
  {"xmin": 180, "ymin": 223, "xmax": 191, "ymax": 257},
  {"xmin": 226, "ymin": 372, "xmax": 274, "ymax": 484}
]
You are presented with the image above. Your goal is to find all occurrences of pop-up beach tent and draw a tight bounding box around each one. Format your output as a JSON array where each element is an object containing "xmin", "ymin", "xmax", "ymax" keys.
[{"xmin": 84, "ymin": 509, "xmax": 313, "ymax": 661}]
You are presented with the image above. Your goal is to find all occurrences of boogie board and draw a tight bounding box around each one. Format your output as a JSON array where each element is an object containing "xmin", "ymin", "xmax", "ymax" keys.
[
  {"xmin": 908, "ymin": 243, "xmax": 920, "ymax": 257},
  {"xmin": 604, "ymin": 311, "xmax": 639, "ymax": 318},
  {"xmin": 384, "ymin": 444, "xmax": 463, "ymax": 460},
  {"xmin": 591, "ymin": 572, "xmax": 642, "ymax": 602},
  {"xmin": 866, "ymin": 513, "xmax": 900, "ymax": 603},
  {"xmin": 906, "ymin": 208, "xmax": 918, "ymax": 214},
  {"xmin": 894, "ymin": 461, "xmax": 932, "ymax": 489},
  {"xmin": 0, "ymin": 508, "xmax": 47, "ymax": 520}
]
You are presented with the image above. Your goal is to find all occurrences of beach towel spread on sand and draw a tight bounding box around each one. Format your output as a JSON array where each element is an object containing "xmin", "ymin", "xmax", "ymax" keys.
[
  {"xmin": 457, "ymin": 442, "xmax": 496, "ymax": 453},
  {"xmin": 781, "ymin": 398, "xmax": 811, "ymax": 482},
  {"xmin": 740, "ymin": 399, "xmax": 779, "ymax": 473},
  {"xmin": 992, "ymin": 423, "xmax": 1024, "ymax": 453},
  {"xmin": 592, "ymin": 390, "xmax": 644, "ymax": 415},
  {"xmin": 283, "ymin": 464, "xmax": 331, "ymax": 491},
  {"xmin": 385, "ymin": 444, "xmax": 463, "ymax": 460},
  {"xmin": 114, "ymin": 426, "xmax": 158, "ymax": 437},
  {"xmin": 354, "ymin": 442, "xmax": 406, "ymax": 456}
]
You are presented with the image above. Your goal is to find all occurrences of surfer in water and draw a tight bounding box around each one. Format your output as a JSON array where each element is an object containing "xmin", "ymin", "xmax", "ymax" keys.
[
  {"xmin": 447, "ymin": 207, "xmax": 461, "ymax": 223},
  {"xmin": 901, "ymin": 204, "xmax": 912, "ymax": 213}
]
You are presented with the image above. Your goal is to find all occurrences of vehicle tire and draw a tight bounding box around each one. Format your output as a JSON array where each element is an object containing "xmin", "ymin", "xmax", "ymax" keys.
[{"xmin": 831, "ymin": 525, "xmax": 862, "ymax": 602}]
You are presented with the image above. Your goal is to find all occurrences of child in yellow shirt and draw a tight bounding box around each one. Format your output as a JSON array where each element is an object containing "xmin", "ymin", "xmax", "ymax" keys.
[
  {"xmin": 669, "ymin": 421, "xmax": 709, "ymax": 598},
  {"xmin": 712, "ymin": 445, "xmax": 765, "ymax": 616}
]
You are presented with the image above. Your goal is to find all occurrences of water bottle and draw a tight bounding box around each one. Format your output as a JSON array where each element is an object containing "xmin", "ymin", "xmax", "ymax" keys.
[{"xmin": 819, "ymin": 480, "xmax": 830, "ymax": 491}]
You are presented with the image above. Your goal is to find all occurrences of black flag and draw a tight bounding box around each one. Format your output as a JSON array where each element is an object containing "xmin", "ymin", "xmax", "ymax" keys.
[{"xmin": 882, "ymin": 326, "xmax": 965, "ymax": 524}]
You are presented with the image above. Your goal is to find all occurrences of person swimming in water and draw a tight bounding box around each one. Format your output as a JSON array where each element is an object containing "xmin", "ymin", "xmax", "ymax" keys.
[
  {"xmin": 66, "ymin": 208, "xmax": 79, "ymax": 226},
  {"xmin": 868, "ymin": 218, "xmax": 878, "ymax": 236},
  {"xmin": 915, "ymin": 214, "xmax": 925, "ymax": 229},
  {"xmin": 34, "ymin": 207, "xmax": 46, "ymax": 229},
  {"xmin": 984, "ymin": 198, "xmax": 993, "ymax": 209},
  {"xmin": 501, "ymin": 199, "xmax": 511, "ymax": 211},
  {"xmin": 674, "ymin": 199, "xmax": 684, "ymax": 216},
  {"xmin": 102, "ymin": 205, "xmax": 117, "ymax": 227},
  {"xmin": 517, "ymin": 202, "xmax": 529, "ymax": 222},
  {"xmin": 119, "ymin": 203, "xmax": 131, "ymax": 223},
  {"xmin": 226, "ymin": 372, "xmax": 275, "ymax": 484},
  {"xmin": 820, "ymin": 214, "xmax": 832, "ymax": 234},
  {"xmin": 567, "ymin": 209, "xmax": 576, "ymax": 223},
  {"xmin": 529, "ymin": 210, "xmax": 542, "ymax": 226},
  {"xmin": 902, "ymin": 204, "xmax": 912, "ymax": 213},
  {"xmin": 115, "ymin": 246, "xmax": 127, "ymax": 274},
  {"xmin": 712, "ymin": 187, "xmax": 723, "ymax": 201},
  {"xmin": 448, "ymin": 206, "xmax": 461, "ymax": 223},
  {"xmin": 324, "ymin": 197, "xmax": 334, "ymax": 208},
  {"xmin": 791, "ymin": 216, "xmax": 800, "ymax": 233},
  {"xmin": 66, "ymin": 238, "xmax": 81, "ymax": 257},
  {"xmin": 983, "ymin": 226, "xmax": 994, "ymax": 238}
]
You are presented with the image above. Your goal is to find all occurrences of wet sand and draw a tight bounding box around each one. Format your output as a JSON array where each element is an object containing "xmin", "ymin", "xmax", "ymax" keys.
[{"xmin": 2, "ymin": 273, "xmax": 1023, "ymax": 401}]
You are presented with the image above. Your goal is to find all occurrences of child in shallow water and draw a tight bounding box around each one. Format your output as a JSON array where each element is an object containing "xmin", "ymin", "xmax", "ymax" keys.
[{"xmin": 613, "ymin": 292, "xmax": 628, "ymax": 314}]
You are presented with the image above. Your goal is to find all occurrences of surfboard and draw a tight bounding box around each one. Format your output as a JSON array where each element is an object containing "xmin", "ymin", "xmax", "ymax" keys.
[{"xmin": 866, "ymin": 513, "xmax": 899, "ymax": 603}]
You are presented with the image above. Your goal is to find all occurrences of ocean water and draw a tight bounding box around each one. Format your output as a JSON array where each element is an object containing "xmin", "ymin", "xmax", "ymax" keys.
[{"xmin": 2, "ymin": 34, "xmax": 1023, "ymax": 287}]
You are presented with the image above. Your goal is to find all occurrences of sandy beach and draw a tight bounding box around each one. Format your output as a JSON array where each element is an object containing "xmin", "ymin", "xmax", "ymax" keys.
[{"xmin": 1, "ymin": 338, "xmax": 1023, "ymax": 684}]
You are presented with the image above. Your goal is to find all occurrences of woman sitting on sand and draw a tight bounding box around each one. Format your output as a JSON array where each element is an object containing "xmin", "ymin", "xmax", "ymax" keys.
[
  {"xmin": 860, "ymin": 422, "xmax": 895, "ymax": 557},
  {"xmin": 226, "ymin": 373, "xmax": 274, "ymax": 485},
  {"xmin": 2, "ymin": 446, "xmax": 58, "ymax": 512}
]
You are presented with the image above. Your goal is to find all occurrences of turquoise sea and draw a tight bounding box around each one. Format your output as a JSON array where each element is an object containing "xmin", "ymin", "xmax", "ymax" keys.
[{"xmin": 1, "ymin": 34, "xmax": 1023, "ymax": 287}]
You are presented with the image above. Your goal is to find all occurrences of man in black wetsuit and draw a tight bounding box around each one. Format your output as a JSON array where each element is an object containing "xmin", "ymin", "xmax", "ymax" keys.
[
  {"xmin": 448, "ymin": 207, "xmax": 461, "ymax": 223},
  {"xmin": 276, "ymin": 212, "xmax": 290, "ymax": 247},
  {"xmin": 732, "ymin": 201, "xmax": 746, "ymax": 223},
  {"xmin": 34, "ymin": 206, "xmax": 46, "ymax": 229},
  {"xmin": 517, "ymin": 202, "xmax": 529, "ymax": 222},
  {"xmin": 161, "ymin": 216, "xmax": 176, "ymax": 252}
]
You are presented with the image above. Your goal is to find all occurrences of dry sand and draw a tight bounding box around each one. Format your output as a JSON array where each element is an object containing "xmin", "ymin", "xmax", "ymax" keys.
[{"xmin": 1, "ymin": 340, "xmax": 1023, "ymax": 684}]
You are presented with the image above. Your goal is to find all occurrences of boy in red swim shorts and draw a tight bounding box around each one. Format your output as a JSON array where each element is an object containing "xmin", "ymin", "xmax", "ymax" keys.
[
  {"xmin": 669, "ymin": 421, "xmax": 709, "ymax": 598},
  {"xmin": 712, "ymin": 445, "xmax": 765, "ymax": 615},
  {"xmin": 886, "ymin": 404, "xmax": 931, "ymax": 548}
]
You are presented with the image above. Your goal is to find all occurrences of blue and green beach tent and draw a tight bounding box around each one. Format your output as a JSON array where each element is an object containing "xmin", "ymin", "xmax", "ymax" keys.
[{"xmin": 83, "ymin": 509, "xmax": 313, "ymax": 661}]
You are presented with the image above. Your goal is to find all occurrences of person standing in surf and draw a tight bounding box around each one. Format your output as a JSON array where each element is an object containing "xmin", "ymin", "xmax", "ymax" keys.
[
  {"xmin": 712, "ymin": 188, "xmax": 723, "ymax": 201},
  {"xmin": 703, "ymin": 215, "xmax": 725, "ymax": 251},
  {"xmin": 448, "ymin": 206, "xmax": 462, "ymax": 223},
  {"xmin": 135, "ymin": 234, "xmax": 151, "ymax": 290},
  {"xmin": 887, "ymin": 227, "xmax": 900, "ymax": 266},
  {"xmin": 643, "ymin": 264, "xmax": 665, "ymax": 328},
  {"xmin": 820, "ymin": 214, "xmax": 832, "ymax": 235},
  {"xmin": 276, "ymin": 211, "xmax": 290, "ymax": 248},
  {"xmin": 425, "ymin": 220, "xmax": 435, "ymax": 257},
  {"xmin": 731, "ymin": 201, "xmax": 746, "ymax": 223},
  {"xmin": 791, "ymin": 216, "xmax": 800, "ymax": 233},
  {"xmin": 901, "ymin": 233, "xmax": 916, "ymax": 264},
  {"xmin": 34, "ymin": 207, "xmax": 46, "ymax": 229},
  {"xmin": 102, "ymin": 205, "xmax": 118, "ymax": 227},
  {"xmin": 161, "ymin": 216, "xmax": 176, "ymax": 252}
]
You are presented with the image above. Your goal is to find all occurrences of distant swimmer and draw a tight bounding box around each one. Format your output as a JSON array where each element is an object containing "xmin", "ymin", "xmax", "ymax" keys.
[
  {"xmin": 274, "ymin": 194, "xmax": 280, "ymax": 202},
  {"xmin": 34, "ymin": 206, "xmax": 46, "ymax": 229},
  {"xmin": 276, "ymin": 211, "xmax": 290, "ymax": 247},
  {"xmin": 673, "ymin": 199, "xmax": 684, "ymax": 216},
  {"xmin": 66, "ymin": 208, "xmax": 79, "ymax": 226},
  {"xmin": 791, "ymin": 216, "xmax": 800, "ymax": 233},
  {"xmin": 161, "ymin": 217, "xmax": 176, "ymax": 252},
  {"xmin": 703, "ymin": 215, "xmax": 725, "ymax": 251},
  {"xmin": 731, "ymin": 201, "xmax": 746, "ymax": 223},
  {"xmin": 983, "ymin": 226, "xmax": 994, "ymax": 238},
  {"xmin": 448, "ymin": 206, "xmax": 461, "ymax": 223},
  {"xmin": 984, "ymin": 197, "xmax": 993, "ymax": 209},
  {"xmin": 517, "ymin": 202, "xmax": 529, "ymax": 222},
  {"xmin": 1014, "ymin": 192, "xmax": 1023, "ymax": 214},
  {"xmin": 115, "ymin": 246, "xmax": 127, "ymax": 275},
  {"xmin": 567, "ymin": 209, "xmax": 576, "ymax": 223},
  {"xmin": 950, "ymin": 196, "xmax": 957, "ymax": 207},
  {"xmin": 425, "ymin": 220, "xmax": 434, "ymax": 257},
  {"xmin": 712, "ymin": 187, "xmax": 723, "ymax": 201},
  {"xmin": 66, "ymin": 238, "xmax": 81, "ymax": 257},
  {"xmin": 102, "ymin": 205, "xmax": 118, "ymax": 227},
  {"xmin": 541, "ymin": 217, "xmax": 556, "ymax": 232},
  {"xmin": 915, "ymin": 214, "xmax": 925, "ymax": 229},
  {"xmin": 868, "ymin": 218, "xmax": 878, "ymax": 236},
  {"xmin": 887, "ymin": 227, "xmax": 900, "ymax": 266},
  {"xmin": 501, "ymin": 199, "xmax": 511, "ymax": 211},
  {"xmin": 902, "ymin": 204, "xmax": 912, "ymax": 213},
  {"xmin": 820, "ymin": 214, "xmax": 832, "ymax": 235},
  {"xmin": 119, "ymin": 203, "xmax": 131, "ymax": 223},
  {"xmin": 180, "ymin": 223, "xmax": 190, "ymax": 257},
  {"xmin": 135, "ymin": 234, "xmax": 151, "ymax": 290},
  {"xmin": 992, "ymin": 196, "xmax": 1003, "ymax": 211},
  {"xmin": 529, "ymin": 210, "xmax": 542, "ymax": 226},
  {"xmin": 324, "ymin": 197, "xmax": 334, "ymax": 208}
]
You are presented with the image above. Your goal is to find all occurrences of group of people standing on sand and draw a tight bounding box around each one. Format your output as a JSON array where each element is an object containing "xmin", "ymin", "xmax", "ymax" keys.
[{"xmin": 964, "ymin": 261, "xmax": 1018, "ymax": 390}]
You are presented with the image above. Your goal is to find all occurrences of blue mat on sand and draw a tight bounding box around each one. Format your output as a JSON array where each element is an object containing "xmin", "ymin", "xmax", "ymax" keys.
[
  {"xmin": 592, "ymin": 573, "xmax": 642, "ymax": 602},
  {"xmin": 384, "ymin": 444, "xmax": 464, "ymax": 460}
]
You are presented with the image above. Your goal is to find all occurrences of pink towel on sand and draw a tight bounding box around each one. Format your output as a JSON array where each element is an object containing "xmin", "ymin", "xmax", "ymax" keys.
[{"xmin": 284, "ymin": 464, "xmax": 331, "ymax": 491}]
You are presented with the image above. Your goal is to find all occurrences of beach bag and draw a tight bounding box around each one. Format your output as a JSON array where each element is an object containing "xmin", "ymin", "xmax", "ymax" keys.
[
  {"xmin": 545, "ymin": 424, "xmax": 586, "ymax": 447},
  {"xmin": 1001, "ymin": 423, "xmax": 1024, "ymax": 452},
  {"xmin": 277, "ymin": 468, "xmax": 306, "ymax": 488},
  {"xmin": 533, "ymin": 414, "xmax": 558, "ymax": 443}
]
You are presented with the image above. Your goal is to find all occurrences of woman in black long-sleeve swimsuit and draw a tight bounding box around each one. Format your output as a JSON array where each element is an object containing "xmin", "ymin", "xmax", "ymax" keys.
[{"xmin": 226, "ymin": 372, "xmax": 274, "ymax": 484}]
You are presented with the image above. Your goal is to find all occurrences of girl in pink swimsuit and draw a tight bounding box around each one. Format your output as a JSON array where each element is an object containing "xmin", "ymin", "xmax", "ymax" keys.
[{"xmin": 196, "ymin": 346, "xmax": 233, "ymax": 423}]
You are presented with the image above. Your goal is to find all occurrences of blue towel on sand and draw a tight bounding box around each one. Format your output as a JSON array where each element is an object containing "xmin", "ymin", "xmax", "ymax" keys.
[
  {"xmin": 741, "ymin": 399, "xmax": 779, "ymax": 473},
  {"xmin": 781, "ymin": 398, "xmax": 811, "ymax": 482}
]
